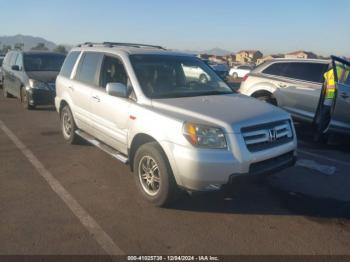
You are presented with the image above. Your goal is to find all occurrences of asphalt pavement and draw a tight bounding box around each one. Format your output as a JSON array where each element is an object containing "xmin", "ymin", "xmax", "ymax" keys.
[{"xmin": 1, "ymin": 89, "xmax": 350, "ymax": 255}]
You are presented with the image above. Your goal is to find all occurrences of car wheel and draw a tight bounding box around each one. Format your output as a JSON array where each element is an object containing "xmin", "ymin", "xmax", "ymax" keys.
[
  {"xmin": 133, "ymin": 142, "xmax": 179, "ymax": 207},
  {"xmin": 254, "ymin": 94, "xmax": 277, "ymax": 106},
  {"xmin": 232, "ymin": 72, "xmax": 238, "ymax": 79},
  {"xmin": 199, "ymin": 74, "xmax": 208, "ymax": 84},
  {"xmin": 20, "ymin": 87, "xmax": 35, "ymax": 110},
  {"xmin": 60, "ymin": 105, "xmax": 79, "ymax": 144},
  {"xmin": 3, "ymin": 83, "xmax": 11, "ymax": 98}
]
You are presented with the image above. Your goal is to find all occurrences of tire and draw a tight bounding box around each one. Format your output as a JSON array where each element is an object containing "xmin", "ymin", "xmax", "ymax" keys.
[
  {"xmin": 199, "ymin": 74, "xmax": 208, "ymax": 84},
  {"xmin": 20, "ymin": 87, "xmax": 35, "ymax": 110},
  {"xmin": 133, "ymin": 142, "xmax": 179, "ymax": 207},
  {"xmin": 232, "ymin": 72, "xmax": 238, "ymax": 79},
  {"xmin": 60, "ymin": 105, "xmax": 79, "ymax": 144},
  {"xmin": 254, "ymin": 93, "xmax": 277, "ymax": 106}
]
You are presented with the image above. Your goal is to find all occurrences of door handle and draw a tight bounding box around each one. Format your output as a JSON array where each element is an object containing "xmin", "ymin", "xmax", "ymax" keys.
[
  {"xmin": 278, "ymin": 83, "xmax": 287, "ymax": 88},
  {"xmin": 92, "ymin": 95, "xmax": 100, "ymax": 102},
  {"xmin": 68, "ymin": 86, "xmax": 74, "ymax": 91},
  {"xmin": 340, "ymin": 92, "xmax": 349, "ymax": 99}
]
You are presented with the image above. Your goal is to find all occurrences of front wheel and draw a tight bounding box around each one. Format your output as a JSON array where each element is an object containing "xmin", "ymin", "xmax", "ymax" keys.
[
  {"xmin": 21, "ymin": 87, "xmax": 35, "ymax": 110},
  {"xmin": 60, "ymin": 105, "xmax": 79, "ymax": 144},
  {"xmin": 133, "ymin": 142, "xmax": 179, "ymax": 207},
  {"xmin": 3, "ymin": 84, "xmax": 11, "ymax": 98}
]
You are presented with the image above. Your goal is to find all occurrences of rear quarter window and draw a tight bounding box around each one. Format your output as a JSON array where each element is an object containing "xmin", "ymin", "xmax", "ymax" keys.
[{"xmin": 60, "ymin": 51, "xmax": 81, "ymax": 78}]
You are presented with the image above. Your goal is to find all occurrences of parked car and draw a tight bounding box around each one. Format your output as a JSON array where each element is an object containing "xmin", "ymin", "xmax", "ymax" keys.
[
  {"xmin": 55, "ymin": 42, "xmax": 297, "ymax": 206},
  {"xmin": 2, "ymin": 50, "xmax": 65, "ymax": 109},
  {"xmin": 239, "ymin": 59, "xmax": 330, "ymax": 122},
  {"xmin": 202, "ymin": 59, "xmax": 229, "ymax": 80},
  {"xmin": 229, "ymin": 65, "xmax": 254, "ymax": 79},
  {"xmin": 0, "ymin": 55, "xmax": 4, "ymax": 87}
]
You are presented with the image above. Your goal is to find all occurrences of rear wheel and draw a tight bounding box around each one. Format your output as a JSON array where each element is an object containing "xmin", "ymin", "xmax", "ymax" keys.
[
  {"xmin": 253, "ymin": 92, "xmax": 277, "ymax": 106},
  {"xmin": 133, "ymin": 142, "xmax": 179, "ymax": 207},
  {"xmin": 60, "ymin": 105, "xmax": 79, "ymax": 144},
  {"xmin": 20, "ymin": 87, "xmax": 35, "ymax": 110}
]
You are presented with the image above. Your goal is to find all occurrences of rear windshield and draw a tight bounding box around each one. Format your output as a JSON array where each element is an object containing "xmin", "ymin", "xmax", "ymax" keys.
[{"xmin": 23, "ymin": 53, "xmax": 66, "ymax": 72}]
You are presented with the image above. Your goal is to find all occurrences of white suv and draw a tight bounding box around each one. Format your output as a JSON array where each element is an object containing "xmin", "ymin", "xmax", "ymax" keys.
[{"xmin": 55, "ymin": 42, "xmax": 297, "ymax": 206}]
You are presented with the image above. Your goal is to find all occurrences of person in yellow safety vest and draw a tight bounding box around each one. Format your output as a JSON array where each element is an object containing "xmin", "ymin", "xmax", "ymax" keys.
[
  {"xmin": 314, "ymin": 64, "xmax": 350, "ymax": 143},
  {"xmin": 323, "ymin": 65, "xmax": 350, "ymax": 106}
]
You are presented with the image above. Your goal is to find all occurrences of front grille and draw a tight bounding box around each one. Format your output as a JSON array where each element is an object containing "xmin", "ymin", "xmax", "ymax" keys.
[
  {"xmin": 249, "ymin": 151, "xmax": 295, "ymax": 175},
  {"xmin": 242, "ymin": 120, "xmax": 293, "ymax": 152}
]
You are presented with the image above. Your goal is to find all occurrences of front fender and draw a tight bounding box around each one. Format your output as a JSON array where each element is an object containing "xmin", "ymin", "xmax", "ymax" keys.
[{"xmin": 127, "ymin": 105, "xmax": 187, "ymax": 186}]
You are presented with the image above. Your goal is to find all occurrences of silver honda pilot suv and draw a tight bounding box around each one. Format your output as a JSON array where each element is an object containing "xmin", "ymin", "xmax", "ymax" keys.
[{"xmin": 55, "ymin": 42, "xmax": 297, "ymax": 206}]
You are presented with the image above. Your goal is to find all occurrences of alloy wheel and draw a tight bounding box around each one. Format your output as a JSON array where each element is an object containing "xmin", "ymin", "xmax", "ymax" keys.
[{"xmin": 138, "ymin": 156, "xmax": 161, "ymax": 196}]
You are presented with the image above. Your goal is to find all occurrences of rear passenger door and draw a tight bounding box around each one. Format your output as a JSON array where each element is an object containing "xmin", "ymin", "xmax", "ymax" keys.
[
  {"xmin": 280, "ymin": 62, "xmax": 328, "ymax": 119},
  {"xmin": 6, "ymin": 52, "xmax": 18, "ymax": 96},
  {"xmin": 263, "ymin": 62, "xmax": 328, "ymax": 120},
  {"xmin": 89, "ymin": 55, "xmax": 132, "ymax": 154},
  {"xmin": 13, "ymin": 54, "xmax": 24, "ymax": 98},
  {"xmin": 71, "ymin": 52, "xmax": 103, "ymax": 132}
]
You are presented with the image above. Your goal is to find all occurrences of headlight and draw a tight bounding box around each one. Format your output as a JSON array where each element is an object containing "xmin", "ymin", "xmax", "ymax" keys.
[
  {"xmin": 183, "ymin": 122, "xmax": 227, "ymax": 149},
  {"xmin": 29, "ymin": 79, "xmax": 49, "ymax": 90}
]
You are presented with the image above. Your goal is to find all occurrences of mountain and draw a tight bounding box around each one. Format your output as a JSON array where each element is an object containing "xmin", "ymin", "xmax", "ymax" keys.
[{"xmin": 0, "ymin": 34, "xmax": 57, "ymax": 51}]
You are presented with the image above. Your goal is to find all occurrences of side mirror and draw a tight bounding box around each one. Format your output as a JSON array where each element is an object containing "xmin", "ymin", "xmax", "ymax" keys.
[
  {"xmin": 106, "ymin": 83, "xmax": 128, "ymax": 98},
  {"xmin": 11, "ymin": 65, "xmax": 20, "ymax": 71}
]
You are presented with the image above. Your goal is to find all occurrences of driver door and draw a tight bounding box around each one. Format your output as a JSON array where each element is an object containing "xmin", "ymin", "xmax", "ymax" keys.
[{"xmin": 330, "ymin": 59, "xmax": 350, "ymax": 133}]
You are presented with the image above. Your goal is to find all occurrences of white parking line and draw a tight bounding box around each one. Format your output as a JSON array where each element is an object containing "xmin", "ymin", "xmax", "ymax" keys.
[
  {"xmin": 298, "ymin": 149, "xmax": 350, "ymax": 168},
  {"xmin": 0, "ymin": 120, "xmax": 124, "ymax": 255}
]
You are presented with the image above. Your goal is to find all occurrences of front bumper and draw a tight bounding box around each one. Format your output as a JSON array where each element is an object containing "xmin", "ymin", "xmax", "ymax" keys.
[
  {"xmin": 27, "ymin": 88, "xmax": 55, "ymax": 106},
  {"xmin": 164, "ymin": 138, "xmax": 297, "ymax": 191}
]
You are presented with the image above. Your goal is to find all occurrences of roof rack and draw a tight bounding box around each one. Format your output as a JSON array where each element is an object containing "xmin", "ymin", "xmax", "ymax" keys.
[{"xmin": 77, "ymin": 42, "xmax": 166, "ymax": 50}]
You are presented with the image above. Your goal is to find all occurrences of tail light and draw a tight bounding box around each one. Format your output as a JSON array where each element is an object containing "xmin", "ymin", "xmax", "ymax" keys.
[{"xmin": 242, "ymin": 74, "xmax": 249, "ymax": 82}]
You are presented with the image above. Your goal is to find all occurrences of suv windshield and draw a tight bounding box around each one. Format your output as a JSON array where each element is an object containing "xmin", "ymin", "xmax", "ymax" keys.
[
  {"xmin": 23, "ymin": 53, "xmax": 65, "ymax": 72},
  {"xmin": 130, "ymin": 54, "xmax": 233, "ymax": 98}
]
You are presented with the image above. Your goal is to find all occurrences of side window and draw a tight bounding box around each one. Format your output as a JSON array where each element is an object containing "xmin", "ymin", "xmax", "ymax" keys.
[
  {"xmin": 240, "ymin": 66, "xmax": 251, "ymax": 70},
  {"xmin": 262, "ymin": 63, "xmax": 289, "ymax": 77},
  {"xmin": 60, "ymin": 51, "xmax": 81, "ymax": 78},
  {"xmin": 75, "ymin": 52, "xmax": 102, "ymax": 86},
  {"xmin": 99, "ymin": 56, "xmax": 128, "ymax": 88},
  {"xmin": 337, "ymin": 63, "xmax": 350, "ymax": 86},
  {"xmin": 10, "ymin": 53, "xmax": 18, "ymax": 67},
  {"xmin": 284, "ymin": 63, "xmax": 328, "ymax": 83},
  {"xmin": 15, "ymin": 54, "xmax": 23, "ymax": 69}
]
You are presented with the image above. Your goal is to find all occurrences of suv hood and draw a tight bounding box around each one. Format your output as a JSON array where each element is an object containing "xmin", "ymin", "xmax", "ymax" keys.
[
  {"xmin": 26, "ymin": 71, "xmax": 59, "ymax": 83},
  {"xmin": 151, "ymin": 94, "xmax": 290, "ymax": 133}
]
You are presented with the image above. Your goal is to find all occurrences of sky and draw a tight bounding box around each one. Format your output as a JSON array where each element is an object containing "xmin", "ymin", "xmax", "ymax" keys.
[{"xmin": 0, "ymin": 0, "xmax": 349, "ymax": 56}]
